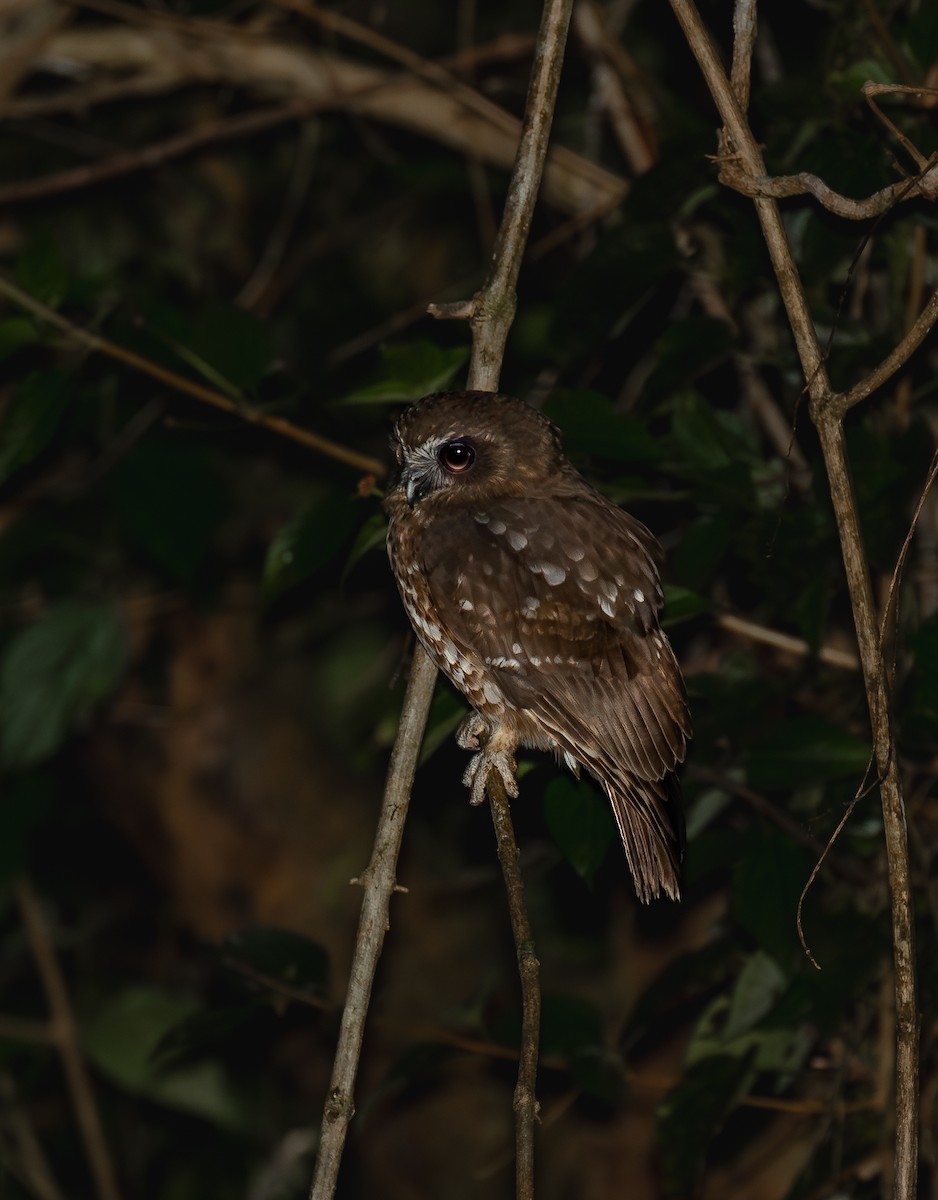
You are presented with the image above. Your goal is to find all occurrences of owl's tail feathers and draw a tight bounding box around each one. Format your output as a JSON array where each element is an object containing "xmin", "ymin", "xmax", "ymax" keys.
[{"xmin": 605, "ymin": 775, "xmax": 684, "ymax": 903}]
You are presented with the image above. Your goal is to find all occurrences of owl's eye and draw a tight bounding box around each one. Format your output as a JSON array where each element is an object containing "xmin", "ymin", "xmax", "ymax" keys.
[{"xmin": 438, "ymin": 440, "xmax": 476, "ymax": 474}]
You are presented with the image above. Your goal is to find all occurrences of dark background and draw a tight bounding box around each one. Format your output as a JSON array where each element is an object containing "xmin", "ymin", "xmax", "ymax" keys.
[{"xmin": 0, "ymin": 0, "xmax": 936, "ymax": 1197}]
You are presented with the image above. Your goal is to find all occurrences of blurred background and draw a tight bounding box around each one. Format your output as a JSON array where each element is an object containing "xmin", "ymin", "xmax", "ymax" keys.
[{"xmin": 0, "ymin": 0, "xmax": 936, "ymax": 1197}]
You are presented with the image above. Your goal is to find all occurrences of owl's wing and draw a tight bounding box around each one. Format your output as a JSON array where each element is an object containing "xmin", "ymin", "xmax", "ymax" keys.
[{"xmin": 418, "ymin": 491, "xmax": 690, "ymax": 788}]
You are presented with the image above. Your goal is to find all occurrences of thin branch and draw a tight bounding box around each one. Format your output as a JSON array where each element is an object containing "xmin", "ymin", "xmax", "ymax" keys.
[
  {"xmin": 308, "ymin": 649, "xmax": 438, "ymax": 1200},
  {"xmin": 0, "ymin": 100, "xmax": 316, "ymax": 206},
  {"xmin": 0, "ymin": 275, "xmax": 385, "ymax": 478},
  {"xmin": 716, "ymin": 612, "xmax": 860, "ymax": 670},
  {"xmin": 669, "ymin": 1, "xmax": 922, "ymax": 1195},
  {"xmin": 729, "ymin": 0, "xmax": 756, "ymax": 112},
  {"xmin": 719, "ymin": 162, "xmax": 938, "ymax": 219},
  {"xmin": 840, "ymin": 289, "xmax": 938, "ymax": 413},
  {"xmin": 309, "ymin": 1, "xmax": 572, "ymax": 1195},
  {"xmin": 487, "ymin": 777, "xmax": 541, "ymax": 1196},
  {"xmin": 14, "ymin": 880, "xmax": 123, "ymax": 1200}
]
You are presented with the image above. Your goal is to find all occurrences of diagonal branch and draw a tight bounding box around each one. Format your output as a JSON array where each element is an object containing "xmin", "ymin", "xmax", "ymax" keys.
[{"xmin": 0, "ymin": 275, "xmax": 385, "ymax": 478}]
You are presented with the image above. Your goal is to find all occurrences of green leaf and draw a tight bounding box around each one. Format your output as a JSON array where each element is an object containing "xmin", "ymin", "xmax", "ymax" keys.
[
  {"xmin": 263, "ymin": 492, "xmax": 359, "ymax": 598},
  {"xmin": 153, "ymin": 1005, "xmax": 261, "ymax": 1068},
  {"xmin": 644, "ymin": 316, "xmax": 736, "ymax": 402},
  {"xmin": 16, "ymin": 238, "xmax": 68, "ymax": 306},
  {"xmin": 732, "ymin": 835, "xmax": 812, "ymax": 972},
  {"xmin": 109, "ymin": 437, "xmax": 227, "ymax": 583},
  {"xmin": 418, "ymin": 686, "xmax": 467, "ymax": 765},
  {"xmin": 0, "ymin": 770, "xmax": 56, "ymax": 892},
  {"xmin": 742, "ymin": 715, "xmax": 870, "ymax": 790},
  {"xmin": 341, "ymin": 511, "xmax": 388, "ymax": 584},
  {"xmin": 0, "ymin": 601, "xmax": 126, "ymax": 769},
  {"xmin": 0, "ymin": 371, "xmax": 72, "ymax": 484},
  {"xmin": 661, "ymin": 584, "xmax": 710, "ymax": 626},
  {"xmin": 543, "ymin": 775, "xmax": 616, "ymax": 884},
  {"xmin": 82, "ymin": 986, "xmax": 248, "ymax": 1131},
  {"xmin": 188, "ymin": 303, "xmax": 274, "ymax": 392},
  {"xmin": 544, "ymin": 390, "xmax": 660, "ymax": 463},
  {"xmin": 338, "ymin": 341, "xmax": 468, "ymax": 405},
  {"xmin": 0, "ymin": 317, "xmax": 40, "ymax": 363},
  {"xmin": 658, "ymin": 1054, "xmax": 753, "ymax": 1196},
  {"xmin": 723, "ymin": 951, "xmax": 787, "ymax": 1041},
  {"xmin": 221, "ymin": 927, "xmax": 329, "ymax": 996}
]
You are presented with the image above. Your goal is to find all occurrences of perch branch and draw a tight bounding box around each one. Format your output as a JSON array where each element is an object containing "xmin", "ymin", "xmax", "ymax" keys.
[
  {"xmin": 668, "ymin": 1, "xmax": 924, "ymax": 1195},
  {"xmin": 309, "ymin": 0, "xmax": 572, "ymax": 1196},
  {"xmin": 307, "ymin": 649, "xmax": 437, "ymax": 1200},
  {"xmin": 0, "ymin": 275, "xmax": 384, "ymax": 478}
]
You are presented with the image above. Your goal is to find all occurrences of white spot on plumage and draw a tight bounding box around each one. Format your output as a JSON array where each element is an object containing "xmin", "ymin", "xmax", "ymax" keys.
[
  {"xmin": 634, "ymin": 589, "xmax": 645, "ymax": 604},
  {"xmin": 599, "ymin": 596, "xmax": 616, "ymax": 618},
  {"xmin": 507, "ymin": 529, "xmax": 528, "ymax": 551},
  {"xmin": 578, "ymin": 560, "xmax": 598, "ymax": 582},
  {"xmin": 562, "ymin": 751, "xmax": 578, "ymax": 773},
  {"xmin": 521, "ymin": 596, "xmax": 540, "ymax": 617},
  {"xmin": 474, "ymin": 511, "xmax": 490, "ymax": 524},
  {"xmin": 565, "ymin": 544, "xmax": 585, "ymax": 562},
  {"xmin": 459, "ymin": 598, "xmax": 474, "ymax": 611},
  {"xmin": 482, "ymin": 679, "xmax": 503, "ymax": 704},
  {"xmin": 534, "ymin": 562, "xmax": 566, "ymax": 586},
  {"xmin": 512, "ymin": 642, "xmax": 522, "ymax": 655},
  {"xmin": 529, "ymin": 656, "xmax": 541, "ymax": 667},
  {"xmin": 489, "ymin": 519, "xmax": 507, "ymax": 535}
]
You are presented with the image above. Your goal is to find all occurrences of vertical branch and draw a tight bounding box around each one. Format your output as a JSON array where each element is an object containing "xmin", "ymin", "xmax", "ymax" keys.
[
  {"xmin": 667, "ymin": 1, "xmax": 921, "ymax": 1196},
  {"xmin": 310, "ymin": 1, "xmax": 574, "ymax": 1196},
  {"xmin": 309, "ymin": 649, "xmax": 437, "ymax": 1200}
]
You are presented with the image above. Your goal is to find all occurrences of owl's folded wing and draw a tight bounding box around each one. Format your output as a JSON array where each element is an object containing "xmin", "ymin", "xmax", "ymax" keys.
[{"xmin": 419, "ymin": 492, "xmax": 690, "ymax": 787}]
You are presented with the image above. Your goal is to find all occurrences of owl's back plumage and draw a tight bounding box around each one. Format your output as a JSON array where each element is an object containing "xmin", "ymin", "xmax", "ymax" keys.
[{"xmin": 385, "ymin": 391, "xmax": 690, "ymax": 902}]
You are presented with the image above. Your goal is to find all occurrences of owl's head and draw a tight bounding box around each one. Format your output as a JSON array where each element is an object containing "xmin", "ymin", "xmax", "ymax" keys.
[{"xmin": 388, "ymin": 390, "xmax": 564, "ymax": 508}]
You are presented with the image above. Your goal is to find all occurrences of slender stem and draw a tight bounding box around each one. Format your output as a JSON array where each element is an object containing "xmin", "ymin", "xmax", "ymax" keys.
[
  {"xmin": 308, "ymin": 648, "xmax": 437, "ymax": 1200},
  {"xmin": 0, "ymin": 275, "xmax": 385, "ymax": 478},
  {"xmin": 14, "ymin": 880, "xmax": 123, "ymax": 1200}
]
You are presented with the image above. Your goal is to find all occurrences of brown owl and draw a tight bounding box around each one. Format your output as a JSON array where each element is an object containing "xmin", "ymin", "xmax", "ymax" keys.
[{"xmin": 384, "ymin": 390, "xmax": 690, "ymax": 902}]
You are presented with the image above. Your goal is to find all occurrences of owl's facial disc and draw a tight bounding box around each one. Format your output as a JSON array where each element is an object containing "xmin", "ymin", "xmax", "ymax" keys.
[{"xmin": 400, "ymin": 434, "xmax": 481, "ymax": 506}]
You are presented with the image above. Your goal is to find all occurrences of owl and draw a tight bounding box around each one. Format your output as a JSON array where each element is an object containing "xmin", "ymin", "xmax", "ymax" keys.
[{"xmin": 384, "ymin": 390, "xmax": 690, "ymax": 902}]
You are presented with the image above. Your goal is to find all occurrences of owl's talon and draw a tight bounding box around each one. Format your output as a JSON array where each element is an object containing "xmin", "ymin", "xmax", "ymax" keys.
[
  {"xmin": 456, "ymin": 711, "xmax": 486, "ymax": 751},
  {"xmin": 463, "ymin": 748, "xmax": 519, "ymax": 807}
]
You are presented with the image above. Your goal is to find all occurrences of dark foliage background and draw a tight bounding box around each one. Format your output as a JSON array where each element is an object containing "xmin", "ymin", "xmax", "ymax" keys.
[{"xmin": 0, "ymin": 1, "xmax": 936, "ymax": 1197}]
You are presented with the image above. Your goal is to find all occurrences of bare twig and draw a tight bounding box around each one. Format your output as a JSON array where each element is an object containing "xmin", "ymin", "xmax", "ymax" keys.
[
  {"xmin": 669, "ymin": 1, "xmax": 923, "ymax": 1195},
  {"xmin": 716, "ymin": 612, "xmax": 860, "ymax": 670},
  {"xmin": 0, "ymin": 100, "xmax": 316, "ymax": 206},
  {"xmin": 14, "ymin": 880, "xmax": 123, "ymax": 1200},
  {"xmin": 719, "ymin": 162, "xmax": 938, "ymax": 218},
  {"xmin": 0, "ymin": 275, "xmax": 385, "ymax": 478}
]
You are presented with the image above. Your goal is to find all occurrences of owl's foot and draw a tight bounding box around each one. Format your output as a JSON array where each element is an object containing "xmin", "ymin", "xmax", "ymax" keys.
[
  {"xmin": 456, "ymin": 710, "xmax": 487, "ymax": 751},
  {"xmin": 462, "ymin": 747, "xmax": 519, "ymax": 807}
]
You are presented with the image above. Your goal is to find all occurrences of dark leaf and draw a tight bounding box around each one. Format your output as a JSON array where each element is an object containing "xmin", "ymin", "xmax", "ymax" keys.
[
  {"xmin": 339, "ymin": 341, "xmax": 468, "ymax": 405},
  {"xmin": 222, "ymin": 927, "xmax": 329, "ymax": 997},
  {"xmin": 264, "ymin": 492, "xmax": 359, "ymax": 598},
  {"xmin": 0, "ymin": 601, "xmax": 126, "ymax": 769},
  {"xmin": 0, "ymin": 370, "xmax": 72, "ymax": 484},
  {"xmin": 742, "ymin": 715, "xmax": 870, "ymax": 791},
  {"xmin": 544, "ymin": 775, "xmax": 616, "ymax": 884}
]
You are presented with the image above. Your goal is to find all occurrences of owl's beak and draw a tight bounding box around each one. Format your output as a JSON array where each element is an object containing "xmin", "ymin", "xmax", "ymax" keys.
[{"xmin": 403, "ymin": 466, "xmax": 432, "ymax": 507}]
